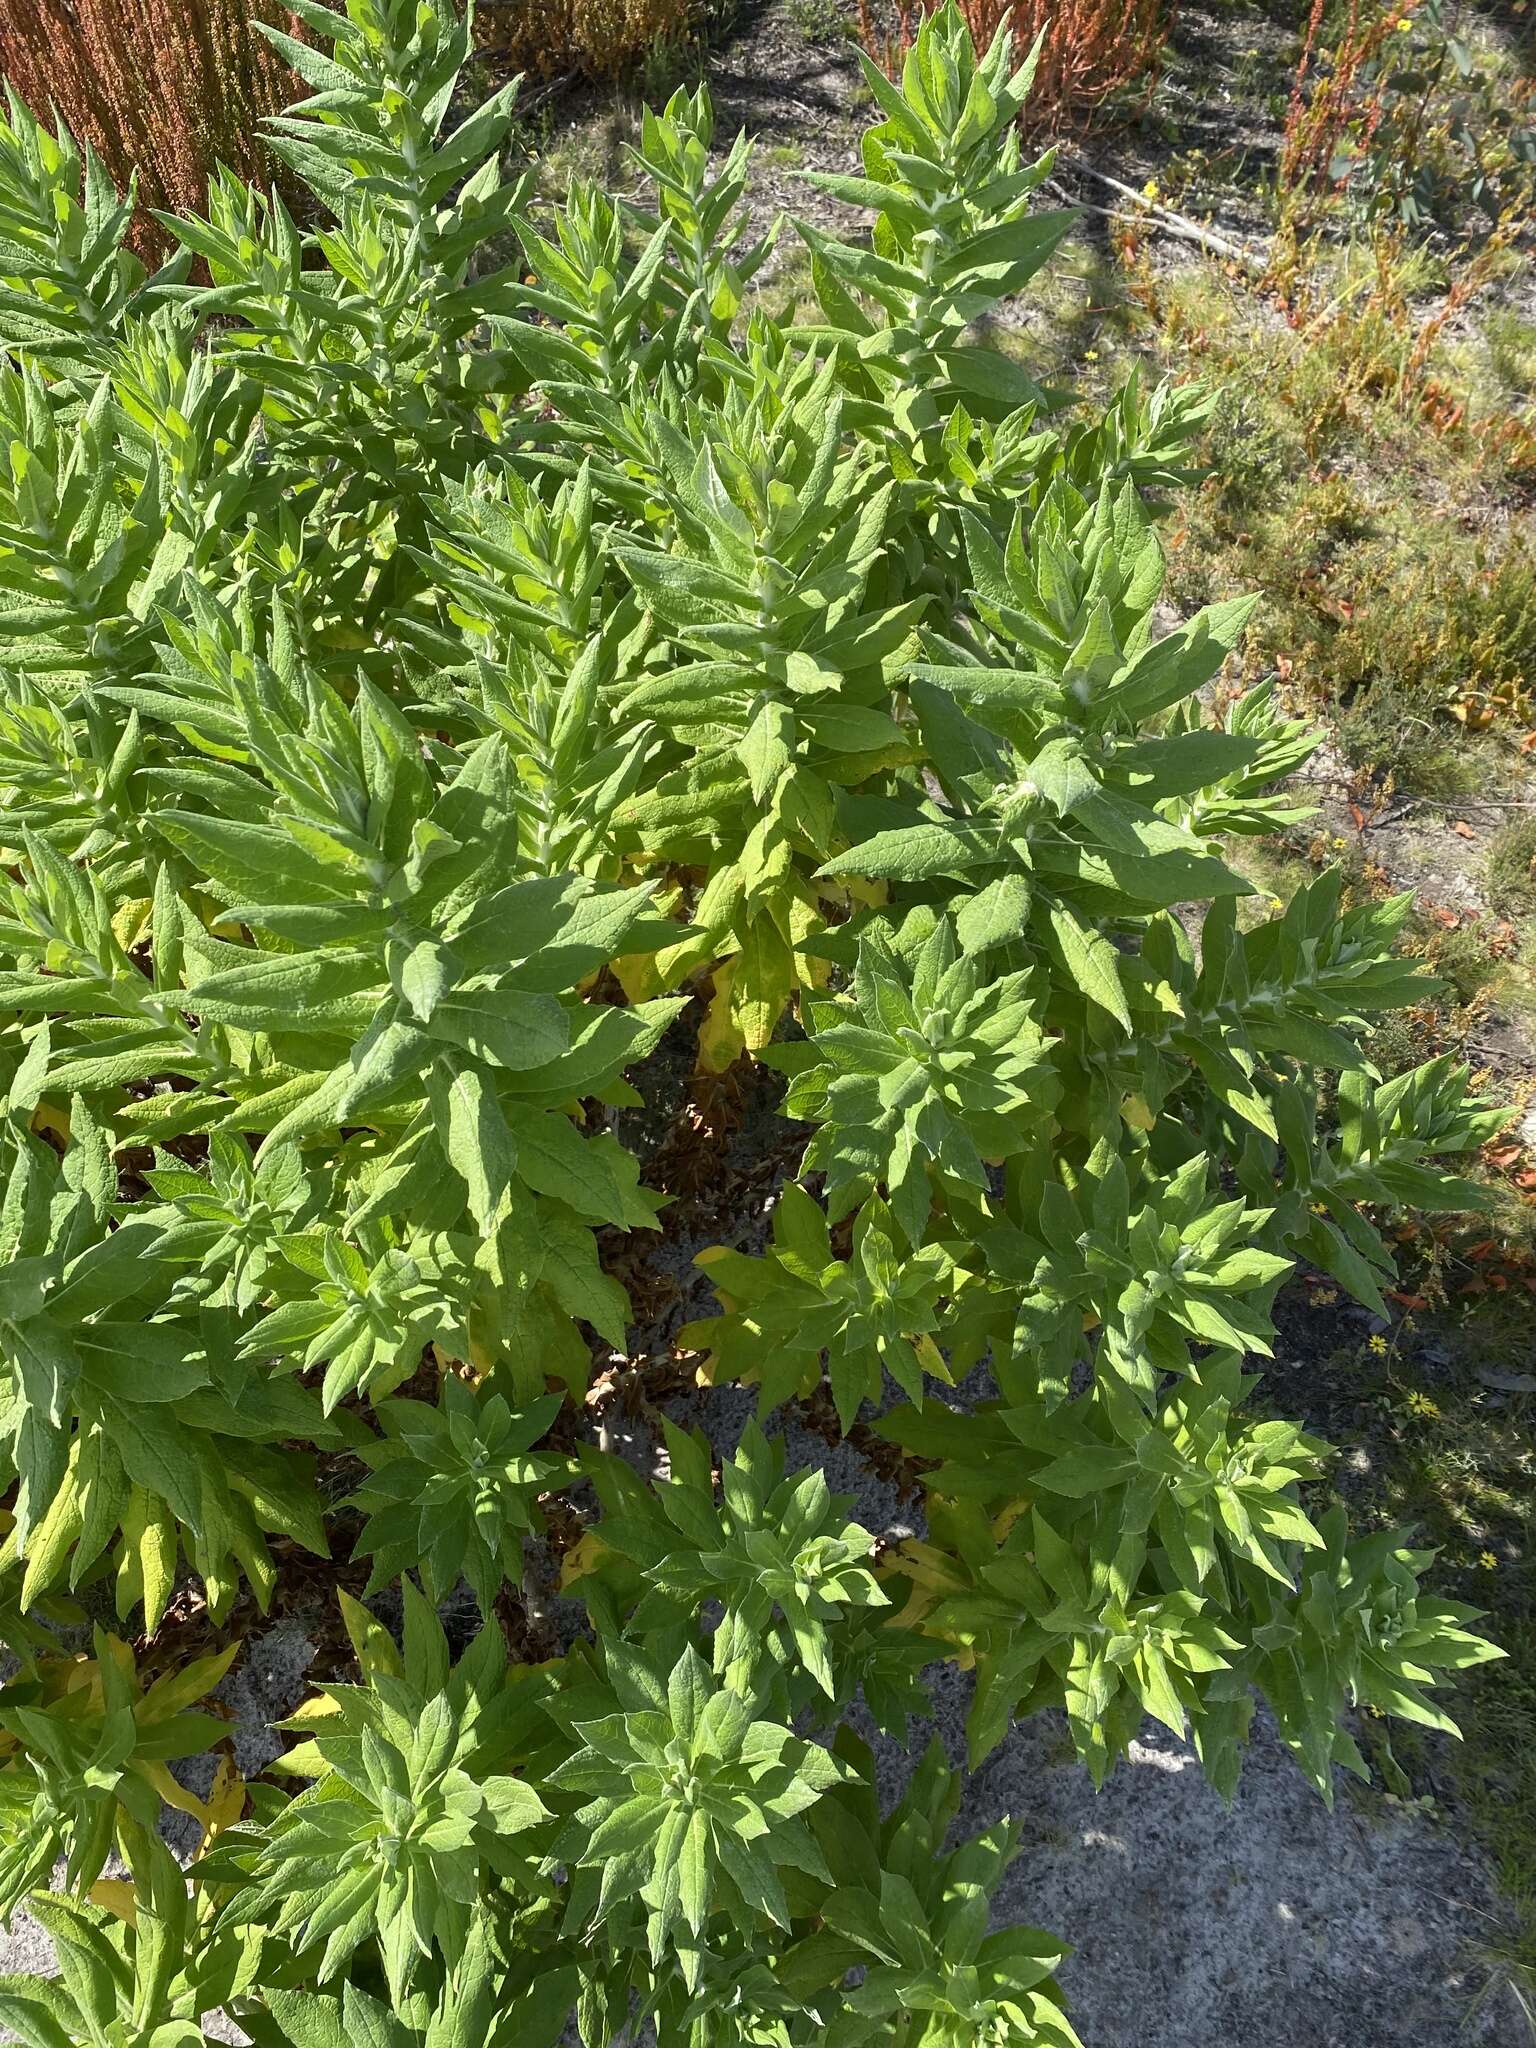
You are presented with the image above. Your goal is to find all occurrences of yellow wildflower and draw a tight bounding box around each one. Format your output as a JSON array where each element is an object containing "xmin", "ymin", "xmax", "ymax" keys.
[
  {"xmin": 1367, "ymin": 1334, "xmax": 1388, "ymax": 1356},
  {"xmin": 1478, "ymin": 1550, "xmax": 1498, "ymax": 1570}
]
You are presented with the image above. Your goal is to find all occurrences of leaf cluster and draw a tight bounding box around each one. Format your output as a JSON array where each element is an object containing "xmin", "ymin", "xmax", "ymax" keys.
[{"xmin": 0, "ymin": 0, "xmax": 1508, "ymax": 2041}]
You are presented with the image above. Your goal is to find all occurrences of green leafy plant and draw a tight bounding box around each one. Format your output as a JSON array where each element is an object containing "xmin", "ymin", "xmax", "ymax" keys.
[
  {"xmin": 682, "ymin": 1184, "xmax": 957, "ymax": 1427},
  {"xmin": 0, "ymin": 1826, "xmax": 231, "ymax": 2047},
  {"xmin": 0, "ymin": 1, "xmax": 1509, "ymax": 2041},
  {"xmin": 209, "ymin": 1588, "xmax": 549, "ymax": 2001},
  {"xmin": 547, "ymin": 1638, "xmax": 851, "ymax": 1992},
  {"xmin": 783, "ymin": 1732, "xmax": 1081, "ymax": 2046},
  {"xmin": 772, "ymin": 921, "xmax": 1056, "ymax": 1246},
  {"xmin": 0, "ymin": 1635, "xmax": 236, "ymax": 1920},
  {"xmin": 0, "ymin": 1060, "xmax": 338, "ymax": 1628},
  {"xmin": 348, "ymin": 1380, "xmax": 576, "ymax": 1612},
  {"xmin": 584, "ymin": 1420, "xmax": 887, "ymax": 1695}
]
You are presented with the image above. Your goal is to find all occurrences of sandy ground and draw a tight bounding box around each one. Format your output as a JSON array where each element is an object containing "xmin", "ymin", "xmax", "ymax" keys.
[{"xmin": 1, "ymin": 1588, "xmax": 1518, "ymax": 2046}]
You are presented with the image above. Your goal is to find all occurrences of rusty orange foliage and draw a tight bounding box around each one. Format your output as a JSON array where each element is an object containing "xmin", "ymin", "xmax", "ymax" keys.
[
  {"xmin": 858, "ymin": 0, "xmax": 1172, "ymax": 137},
  {"xmin": 477, "ymin": 0, "xmax": 697, "ymax": 83},
  {"xmin": 0, "ymin": 0, "xmax": 313, "ymax": 255}
]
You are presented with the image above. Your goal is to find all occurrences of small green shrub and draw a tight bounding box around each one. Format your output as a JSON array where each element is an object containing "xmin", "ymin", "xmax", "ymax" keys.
[
  {"xmin": 0, "ymin": 3, "xmax": 1508, "ymax": 2042},
  {"xmin": 1202, "ymin": 382, "xmax": 1302, "ymax": 511},
  {"xmin": 1486, "ymin": 306, "xmax": 1536, "ymax": 396}
]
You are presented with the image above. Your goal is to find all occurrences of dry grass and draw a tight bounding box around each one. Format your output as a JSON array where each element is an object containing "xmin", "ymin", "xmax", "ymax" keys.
[{"xmin": 479, "ymin": 0, "xmax": 697, "ymax": 83}]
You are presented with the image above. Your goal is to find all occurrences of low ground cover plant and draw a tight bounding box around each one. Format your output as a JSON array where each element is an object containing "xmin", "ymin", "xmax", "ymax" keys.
[{"xmin": 0, "ymin": 1, "xmax": 1510, "ymax": 2041}]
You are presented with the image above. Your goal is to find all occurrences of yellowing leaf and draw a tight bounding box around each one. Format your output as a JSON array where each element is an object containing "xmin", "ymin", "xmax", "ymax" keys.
[
  {"xmin": 194, "ymin": 1753, "xmax": 246, "ymax": 1855},
  {"xmin": 138, "ymin": 1640, "xmax": 239, "ymax": 1724},
  {"xmin": 559, "ymin": 1529, "xmax": 611, "ymax": 1589},
  {"xmin": 730, "ymin": 915, "xmax": 795, "ymax": 1054},
  {"xmin": 136, "ymin": 1758, "xmax": 209, "ymax": 1819},
  {"xmin": 697, "ymin": 961, "xmax": 744, "ymax": 1073},
  {"xmin": 89, "ymin": 1878, "xmax": 137, "ymax": 1926}
]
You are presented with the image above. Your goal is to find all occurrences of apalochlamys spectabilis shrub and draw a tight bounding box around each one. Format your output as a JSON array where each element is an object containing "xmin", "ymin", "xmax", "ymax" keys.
[{"xmin": 0, "ymin": 4, "xmax": 1504, "ymax": 2043}]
